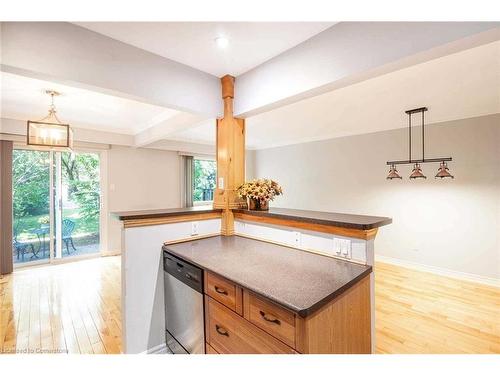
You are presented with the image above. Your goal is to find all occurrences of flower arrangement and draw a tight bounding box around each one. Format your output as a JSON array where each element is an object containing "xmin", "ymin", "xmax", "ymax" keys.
[{"xmin": 237, "ymin": 178, "xmax": 283, "ymax": 210}]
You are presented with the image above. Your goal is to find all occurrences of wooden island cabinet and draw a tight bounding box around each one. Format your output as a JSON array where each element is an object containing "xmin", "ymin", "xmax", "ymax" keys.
[{"xmin": 203, "ymin": 270, "xmax": 371, "ymax": 354}]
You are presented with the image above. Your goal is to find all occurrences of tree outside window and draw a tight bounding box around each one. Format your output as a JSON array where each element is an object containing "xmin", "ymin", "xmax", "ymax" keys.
[{"xmin": 193, "ymin": 159, "xmax": 216, "ymax": 202}]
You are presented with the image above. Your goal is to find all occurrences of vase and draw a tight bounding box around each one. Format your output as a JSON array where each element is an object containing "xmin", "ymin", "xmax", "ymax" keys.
[{"xmin": 248, "ymin": 198, "xmax": 269, "ymax": 211}]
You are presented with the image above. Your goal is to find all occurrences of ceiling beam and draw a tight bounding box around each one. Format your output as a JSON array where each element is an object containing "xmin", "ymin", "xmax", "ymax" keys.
[
  {"xmin": 234, "ymin": 22, "xmax": 500, "ymax": 117},
  {"xmin": 145, "ymin": 139, "xmax": 214, "ymax": 155},
  {"xmin": 0, "ymin": 117, "xmax": 215, "ymax": 154},
  {"xmin": 133, "ymin": 112, "xmax": 206, "ymax": 148},
  {"xmin": 0, "ymin": 22, "xmax": 222, "ymax": 117},
  {"xmin": 1, "ymin": 117, "xmax": 134, "ymax": 146}
]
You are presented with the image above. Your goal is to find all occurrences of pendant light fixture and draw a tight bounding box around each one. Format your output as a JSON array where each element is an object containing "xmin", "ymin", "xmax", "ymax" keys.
[
  {"xmin": 409, "ymin": 163, "xmax": 426, "ymax": 179},
  {"xmin": 435, "ymin": 161, "xmax": 454, "ymax": 179},
  {"xmin": 386, "ymin": 164, "xmax": 402, "ymax": 180},
  {"xmin": 27, "ymin": 90, "xmax": 73, "ymax": 150},
  {"xmin": 386, "ymin": 107, "xmax": 453, "ymax": 180}
]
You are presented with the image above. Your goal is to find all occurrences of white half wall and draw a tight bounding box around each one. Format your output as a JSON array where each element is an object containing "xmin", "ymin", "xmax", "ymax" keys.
[
  {"xmin": 122, "ymin": 219, "xmax": 221, "ymax": 353},
  {"xmin": 248, "ymin": 114, "xmax": 500, "ymax": 280}
]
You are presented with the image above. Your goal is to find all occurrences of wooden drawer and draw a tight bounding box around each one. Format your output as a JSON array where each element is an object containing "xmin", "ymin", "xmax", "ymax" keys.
[
  {"xmin": 207, "ymin": 297, "xmax": 295, "ymax": 354},
  {"xmin": 206, "ymin": 272, "xmax": 242, "ymax": 313},
  {"xmin": 244, "ymin": 291, "xmax": 296, "ymax": 348},
  {"xmin": 205, "ymin": 342, "xmax": 218, "ymax": 354}
]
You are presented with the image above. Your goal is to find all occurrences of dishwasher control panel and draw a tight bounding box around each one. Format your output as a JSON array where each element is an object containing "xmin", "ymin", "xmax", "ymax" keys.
[{"xmin": 163, "ymin": 251, "xmax": 204, "ymax": 293}]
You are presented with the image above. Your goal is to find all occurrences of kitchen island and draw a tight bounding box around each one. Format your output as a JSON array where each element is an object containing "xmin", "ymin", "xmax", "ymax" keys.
[
  {"xmin": 115, "ymin": 206, "xmax": 391, "ymax": 354},
  {"xmin": 164, "ymin": 235, "xmax": 372, "ymax": 353},
  {"xmin": 164, "ymin": 235, "xmax": 371, "ymax": 318}
]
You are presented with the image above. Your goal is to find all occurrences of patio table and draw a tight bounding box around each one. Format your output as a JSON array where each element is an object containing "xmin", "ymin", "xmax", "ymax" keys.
[{"xmin": 32, "ymin": 226, "xmax": 50, "ymax": 258}]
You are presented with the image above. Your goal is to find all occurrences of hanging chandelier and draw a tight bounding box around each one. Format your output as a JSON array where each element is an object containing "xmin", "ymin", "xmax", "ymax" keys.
[
  {"xmin": 27, "ymin": 90, "xmax": 73, "ymax": 150},
  {"xmin": 386, "ymin": 107, "xmax": 453, "ymax": 180}
]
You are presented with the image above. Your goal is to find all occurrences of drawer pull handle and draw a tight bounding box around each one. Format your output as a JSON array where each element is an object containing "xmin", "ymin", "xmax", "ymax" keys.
[
  {"xmin": 260, "ymin": 311, "xmax": 281, "ymax": 325},
  {"xmin": 215, "ymin": 324, "xmax": 229, "ymax": 337},
  {"xmin": 214, "ymin": 286, "xmax": 228, "ymax": 295}
]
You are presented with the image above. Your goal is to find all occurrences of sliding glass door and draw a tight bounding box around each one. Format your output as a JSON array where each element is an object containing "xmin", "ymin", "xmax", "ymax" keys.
[
  {"xmin": 58, "ymin": 151, "xmax": 101, "ymax": 259},
  {"xmin": 12, "ymin": 149, "xmax": 51, "ymax": 265},
  {"xmin": 12, "ymin": 148, "xmax": 102, "ymax": 267}
]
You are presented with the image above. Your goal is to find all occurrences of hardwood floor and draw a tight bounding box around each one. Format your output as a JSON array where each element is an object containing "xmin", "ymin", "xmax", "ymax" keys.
[
  {"xmin": 0, "ymin": 256, "xmax": 121, "ymax": 354},
  {"xmin": 0, "ymin": 256, "xmax": 498, "ymax": 354},
  {"xmin": 375, "ymin": 262, "xmax": 500, "ymax": 354}
]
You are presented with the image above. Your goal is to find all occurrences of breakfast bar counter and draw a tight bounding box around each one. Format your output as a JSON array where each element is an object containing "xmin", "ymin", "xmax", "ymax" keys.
[{"xmin": 233, "ymin": 207, "xmax": 392, "ymax": 230}]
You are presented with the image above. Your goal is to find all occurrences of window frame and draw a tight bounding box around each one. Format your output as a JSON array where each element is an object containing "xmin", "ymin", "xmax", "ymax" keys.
[{"xmin": 192, "ymin": 156, "xmax": 216, "ymax": 206}]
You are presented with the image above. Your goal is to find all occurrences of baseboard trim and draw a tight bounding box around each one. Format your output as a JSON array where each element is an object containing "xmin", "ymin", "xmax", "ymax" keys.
[
  {"xmin": 375, "ymin": 255, "xmax": 500, "ymax": 288},
  {"xmin": 102, "ymin": 250, "xmax": 121, "ymax": 257},
  {"xmin": 140, "ymin": 343, "xmax": 169, "ymax": 354}
]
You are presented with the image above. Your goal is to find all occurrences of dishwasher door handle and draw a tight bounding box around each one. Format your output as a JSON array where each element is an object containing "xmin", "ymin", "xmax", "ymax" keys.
[{"xmin": 185, "ymin": 273, "xmax": 199, "ymax": 283}]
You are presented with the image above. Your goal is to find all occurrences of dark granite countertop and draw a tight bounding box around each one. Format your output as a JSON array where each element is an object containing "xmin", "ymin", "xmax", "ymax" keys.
[
  {"xmin": 163, "ymin": 235, "xmax": 372, "ymax": 317},
  {"xmin": 233, "ymin": 207, "xmax": 392, "ymax": 230},
  {"xmin": 114, "ymin": 206, "xmax": 221, "ymax": 221}
]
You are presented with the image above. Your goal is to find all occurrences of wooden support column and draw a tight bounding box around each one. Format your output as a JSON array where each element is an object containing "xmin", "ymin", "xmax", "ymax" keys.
[{"xmin": 213, "ymin": 75, "xmax": 247, "ymax": 235}]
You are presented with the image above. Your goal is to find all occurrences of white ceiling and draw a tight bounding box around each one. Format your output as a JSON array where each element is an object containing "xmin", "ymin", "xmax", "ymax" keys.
[
  {"xmin": 74, "ymin": 22, "xmax": 334, "ymax": 77},
  {"xmin": 0, "ymin": 72, "xmax": 179, "ymax": 135},
  {"xmin": 2, "ymin": 38, "xmax": 497, "ymax": 151},
  {"xmin": 170, "ymin": 41, "xmax": 500, "ymax": 149}
]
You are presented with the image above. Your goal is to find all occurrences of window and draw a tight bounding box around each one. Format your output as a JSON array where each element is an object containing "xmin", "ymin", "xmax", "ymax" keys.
[{"xmin": 193, "ymin": 158, "xmax": 216, "ymax": 204}]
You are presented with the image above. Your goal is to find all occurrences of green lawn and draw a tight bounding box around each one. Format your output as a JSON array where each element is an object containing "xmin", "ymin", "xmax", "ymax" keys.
[{"xmin": 14, "ymin": 208, "xmax": 99, "ymax": 241}]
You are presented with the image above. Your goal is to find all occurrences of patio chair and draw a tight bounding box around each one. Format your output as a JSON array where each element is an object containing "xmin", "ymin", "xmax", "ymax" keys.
[
  {"xmin": 12, "ymin": 227, "xmax": 34, "ymax": 262},
  {"xmin": 62, "ymin": 219, "xmax": 77, "ymax": 254}
]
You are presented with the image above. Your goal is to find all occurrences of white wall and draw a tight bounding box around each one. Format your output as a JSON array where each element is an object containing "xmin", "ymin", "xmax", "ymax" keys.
[
  {"xmin": 107, "ymin": 146, "xmax": 181, "ymax": 253},
  {"xmin": 248, "ymin": 114, "xmax": 500, "ymax": 280}
]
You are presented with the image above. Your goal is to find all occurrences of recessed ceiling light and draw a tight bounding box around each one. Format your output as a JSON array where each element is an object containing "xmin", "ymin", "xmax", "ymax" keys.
[{"xmin": 214, "ymin": 36, "xmax": 229, "ymax": 49}]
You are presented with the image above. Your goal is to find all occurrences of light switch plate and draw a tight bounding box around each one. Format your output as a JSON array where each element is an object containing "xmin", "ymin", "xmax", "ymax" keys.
[
  {"xmin": 333, "ymin": 238, "xmax": 341, "ymax": 254},
  {"xmin": 342, "ymin": 239, "xmax": 352, "ymax": 258},
  {"xmin": 191, "ymin": 221, "xmax": 199, "ymax": 236}
]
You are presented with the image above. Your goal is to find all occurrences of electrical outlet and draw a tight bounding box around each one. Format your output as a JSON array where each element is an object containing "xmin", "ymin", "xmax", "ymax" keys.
[
  {"xmin": 191, "ymin": 221, "xmax": 199, "ymax": 236},
  {"xmin": 293, "ymin": 231, "xmax": 301, "ymax": 248}
]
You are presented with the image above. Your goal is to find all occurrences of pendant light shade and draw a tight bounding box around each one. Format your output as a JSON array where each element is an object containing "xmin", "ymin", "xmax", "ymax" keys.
[
  {"xmin": 435, "ymin": 161, "xmax": 454, "ymax": 179},
  {"xmin": 386, "ymin": 107, "xmax": 454, "ymax": 181},
  {"xmin": 409, "ymin": 163, "xmax": 426, "ymax": 179},
  {"xmin": 27, "ymin": 90, "xmax": 73, "ymax": 150},
  {"xmin": 386, "ymin": 164, "xmax": 402, "ymax": 180}
]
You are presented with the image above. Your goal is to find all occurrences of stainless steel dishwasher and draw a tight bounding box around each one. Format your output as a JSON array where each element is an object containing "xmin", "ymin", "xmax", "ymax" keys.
[{"xmin": 163, "ymin": 250, "xmax": 205, "ymax": 354}]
